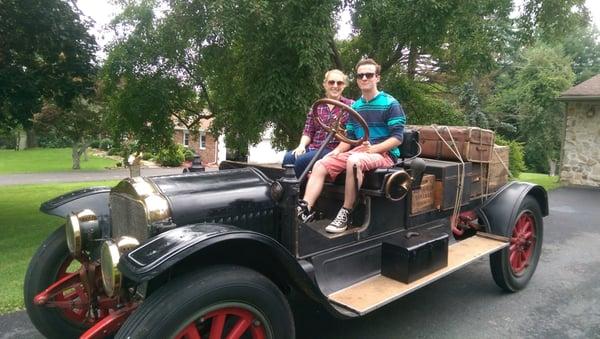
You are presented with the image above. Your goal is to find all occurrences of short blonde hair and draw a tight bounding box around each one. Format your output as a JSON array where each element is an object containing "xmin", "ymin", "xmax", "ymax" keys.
[{"xmin": 323, "ymin": 69, "xmax": 348, "ymax": 85}]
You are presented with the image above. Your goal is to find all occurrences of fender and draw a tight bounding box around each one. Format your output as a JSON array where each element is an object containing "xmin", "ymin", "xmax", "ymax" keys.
[
  {"xmin": 40, "ymin": 187, "xmax": 111, "ymax": 218},
  {"xmin": 118, "ymin": 223, "xmax": 358, "ymax": 318},
  {"xmin": 479, "ymin": 181, "xmax": 549, "ymax": 236}
]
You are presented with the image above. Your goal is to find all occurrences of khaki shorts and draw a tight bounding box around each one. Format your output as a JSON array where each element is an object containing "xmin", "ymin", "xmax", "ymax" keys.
[{"xmin": 317, "ymin": 145, "xmax": 394, "ymax": 181}]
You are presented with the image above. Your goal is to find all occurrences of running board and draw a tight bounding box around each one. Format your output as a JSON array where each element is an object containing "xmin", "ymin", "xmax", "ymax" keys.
[{"xmin": 327, "ymin": 234, "xmax": 508, "ymax": 315}]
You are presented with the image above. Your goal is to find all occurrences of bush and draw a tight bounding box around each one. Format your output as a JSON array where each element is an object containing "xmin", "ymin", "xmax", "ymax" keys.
[
  {"xmin": 89, "ymin": 139, "xmax": 101, "ymax": 148},
  {"xmin": 183, "ymin": 147, "xmax": 196, "ymax": 162},
  {"xmin": 107, "ymin": 147, "xmax": 120, "ymax": 156},
  {"xmin": 495, "ymin": 135, "xmax": 527, "ymax": 178},
  {"xmin": 156, "ymin": 144, "xmax": 186, "ymax": 167},
  {"xmin": 99, "ymin": 138, "xmax": 113, "ymax": 151},
  {"xmin": 142, "ymin": 152, "xmax": 155, "ymax": 161}
]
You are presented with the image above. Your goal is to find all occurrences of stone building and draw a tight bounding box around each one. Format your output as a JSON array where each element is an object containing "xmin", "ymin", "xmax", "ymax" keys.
[{"xmin": 558, "ymin": 74, "xmax": 600, "ymax": 187}]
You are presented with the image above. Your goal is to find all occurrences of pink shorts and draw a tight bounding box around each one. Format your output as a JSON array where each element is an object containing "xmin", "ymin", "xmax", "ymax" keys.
[{"xmin": 317, "ymin": 145, "xmax": 395, "ymax": 181}]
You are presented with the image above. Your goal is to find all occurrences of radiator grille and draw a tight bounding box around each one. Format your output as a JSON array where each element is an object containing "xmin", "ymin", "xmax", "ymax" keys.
[{"xmin": 110, "ymin": 193, "xmax": 149, "ymax": 241}]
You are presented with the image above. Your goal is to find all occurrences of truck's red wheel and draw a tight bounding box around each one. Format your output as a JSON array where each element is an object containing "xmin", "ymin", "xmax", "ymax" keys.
[
  {"xmin": 490, "ymin": 196, "xmax": 543, "ymax": 292},
  {"xmin": 116, "ymin": 265, "xmax": 294, "ymax": 339},
  {"xmin": 24, "ymin": 226, "xmax": 92, "ymax": 338}
]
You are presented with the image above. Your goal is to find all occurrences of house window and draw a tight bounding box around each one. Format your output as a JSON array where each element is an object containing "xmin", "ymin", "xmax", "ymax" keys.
[
  {"xmin": 199, "ymin": 130, "xmax": 206, "ymax": 149},
  {"xmin": 183, "ymin": 131, "xmax": 190, "ymax": 147}
]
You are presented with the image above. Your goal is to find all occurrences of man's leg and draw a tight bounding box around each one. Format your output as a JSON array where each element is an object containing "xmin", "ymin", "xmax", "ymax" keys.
[{"xmin": 343, "ymin": 154, "xmax": 365, "ymax": 209}]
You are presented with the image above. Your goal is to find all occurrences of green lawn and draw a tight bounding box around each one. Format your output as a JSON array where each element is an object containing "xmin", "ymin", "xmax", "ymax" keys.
[
  {"xmin": 517, "ymin": 172, "xmax": 561, "ymax": 191},
  {"xmin": 0, "ymin": 181, "xmax": 117, "ymax": 314},
  {"xmin": 0, "ymin": 148, "xmax": 118, "ymax": 174}
]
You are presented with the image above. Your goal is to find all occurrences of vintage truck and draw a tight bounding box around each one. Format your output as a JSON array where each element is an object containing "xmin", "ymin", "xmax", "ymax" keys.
[{"xmin": 24, "ymin": 100, "xmax": 547, "ymax": 339}]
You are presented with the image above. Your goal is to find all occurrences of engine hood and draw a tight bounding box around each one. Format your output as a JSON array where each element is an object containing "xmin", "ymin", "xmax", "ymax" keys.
[{"xmin": 147, "ymin": 167, "xmax": 276, "ymax": 226}]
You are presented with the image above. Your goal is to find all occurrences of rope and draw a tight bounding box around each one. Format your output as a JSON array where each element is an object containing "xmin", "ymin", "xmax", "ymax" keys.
[
  {"xmin": 493, "ymin": 147, "xmax": 513, "ymax": 178},
  {"xmin": 431, "ymin": 125, "xmax": 466, "ymax": 227}
]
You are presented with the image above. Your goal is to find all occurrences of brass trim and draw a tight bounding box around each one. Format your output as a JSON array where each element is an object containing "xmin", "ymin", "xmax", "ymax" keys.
[
  {"xmin": 66, "ymin": 213, "xmax": 82, "ymax": 255},
  {"xmin": 101, "ymin": 241, "xmax": 122, "ymax": 297},
  {"xmin": 111, "ymin": 177, "xmax": 171, "ymax": 223}
]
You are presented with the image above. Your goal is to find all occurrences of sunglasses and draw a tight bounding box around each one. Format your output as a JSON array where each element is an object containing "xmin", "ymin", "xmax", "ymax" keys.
[
  {"xmin": 327, "ymin": 80, "xmax": 345, "ymax": 86},
  {"xmin": 356, "ymin": 72, "xmax": 376, "ymax": 80}
]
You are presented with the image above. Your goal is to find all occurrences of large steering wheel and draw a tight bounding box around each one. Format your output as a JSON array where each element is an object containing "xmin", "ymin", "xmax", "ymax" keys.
[{"xmin": 312, "ymin": 98, "xmax": 369, "ymax": 146}]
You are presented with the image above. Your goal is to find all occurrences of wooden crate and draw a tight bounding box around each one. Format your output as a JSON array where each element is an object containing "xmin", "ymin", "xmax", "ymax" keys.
[{"xmin": 411, "ymin": 174, "xmax": 435, "ymax": 214}]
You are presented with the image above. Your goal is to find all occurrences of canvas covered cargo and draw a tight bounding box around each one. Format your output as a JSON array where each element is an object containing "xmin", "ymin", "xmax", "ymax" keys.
[{"xmin": 409, "ymin": 125, "xmax": 495, "ymax": 163}]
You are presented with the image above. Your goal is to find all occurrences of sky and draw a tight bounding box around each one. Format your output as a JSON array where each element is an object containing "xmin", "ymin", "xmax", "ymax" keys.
[{"xmin": 78, "ymin": 0, "xmax": 600, "ymax": 57}]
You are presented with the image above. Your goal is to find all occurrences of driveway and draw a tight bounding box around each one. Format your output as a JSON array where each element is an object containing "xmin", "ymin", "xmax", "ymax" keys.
[
  {"xmin": 0, "ymin": 167, "xmax": 216, "ymax": 186},
  {"xmin": 1, "ymin": 186, "xmax": 599, "ymax": 338}
]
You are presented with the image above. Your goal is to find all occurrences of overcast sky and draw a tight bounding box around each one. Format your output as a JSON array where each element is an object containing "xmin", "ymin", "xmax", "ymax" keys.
[{"xmin": 77, "ymin": 0, "xmax": 600, "ymax": 58}]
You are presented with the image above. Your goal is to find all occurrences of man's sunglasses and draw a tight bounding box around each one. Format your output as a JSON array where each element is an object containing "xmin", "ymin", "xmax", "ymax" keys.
[
  {"xmin": 327, "ymin": 80, "xmax": 345, "ymax": 86},
  {"xmin": 356, "ymin": 72, "xmax": 376, "ymax": 80}
]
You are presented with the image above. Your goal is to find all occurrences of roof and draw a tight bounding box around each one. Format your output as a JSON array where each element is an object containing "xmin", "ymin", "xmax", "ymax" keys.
[{"xmin": 559, "ymin": 74, "xmax": 600, "ymax": 101}]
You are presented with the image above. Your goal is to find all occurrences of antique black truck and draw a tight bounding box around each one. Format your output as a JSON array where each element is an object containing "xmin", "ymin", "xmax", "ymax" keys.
[{"xmin": 24, "ymin": 100, "xmax": 547, "ymax": 339}]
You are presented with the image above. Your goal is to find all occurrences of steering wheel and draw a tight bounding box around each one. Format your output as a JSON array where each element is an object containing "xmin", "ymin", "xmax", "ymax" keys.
[{"xmin": 312, "ymin": 98, "xmax": 369, "ymax": 146}]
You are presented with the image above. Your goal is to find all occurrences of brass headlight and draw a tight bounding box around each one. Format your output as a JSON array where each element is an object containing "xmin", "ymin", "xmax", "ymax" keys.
[
  {"xmin": 66, "ymin": 209, "xmax": 99, "ymax": 256},
  {"xmin": 101, "ymin": 240, "xmax": 122, "ymax": 297}
]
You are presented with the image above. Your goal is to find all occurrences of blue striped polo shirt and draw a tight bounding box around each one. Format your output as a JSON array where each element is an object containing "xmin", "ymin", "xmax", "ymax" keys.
[{"xmin": 346, "ymin": 91, "xmax": 406, "ymax": 158}]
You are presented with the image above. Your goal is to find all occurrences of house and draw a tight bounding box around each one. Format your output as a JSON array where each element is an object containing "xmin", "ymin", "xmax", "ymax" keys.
[
  {"xmin": 174, "ymin": 119, "xmax": 285, "ymax": 166},
  {"xmin": 173, "ymin": 118, "xmax": 219, "ymax": 165},
  {"xmin": 558, "ymin": 74, "xmax": 600, "ymax": 187}
]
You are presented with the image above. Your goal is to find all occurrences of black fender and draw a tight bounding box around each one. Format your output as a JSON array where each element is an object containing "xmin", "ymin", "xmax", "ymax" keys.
[
  {"xmin": 479, "ymin": 181, "xmax": 549, "ymax": 236},
  {"xmin": 40, "ymin": 187, "xmax": 111, "ymax": 218},
  {"xmin": 118, "ymin": 223, "xmax": 357, "ymax": 318}
]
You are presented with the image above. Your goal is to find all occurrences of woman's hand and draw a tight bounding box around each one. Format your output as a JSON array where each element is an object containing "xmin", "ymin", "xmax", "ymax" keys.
[{"xmin": 292, "ymin": 145, "xmax": 306, "ymax": 157}]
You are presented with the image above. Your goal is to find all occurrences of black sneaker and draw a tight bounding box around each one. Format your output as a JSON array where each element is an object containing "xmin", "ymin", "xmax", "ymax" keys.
[
  {"xmin": 325, "ymin": 207, "xmax": 351, "ymax": 233},
  {"xmin": 296, "ymin": 200, "xmax": 315, "ymax": 223}
]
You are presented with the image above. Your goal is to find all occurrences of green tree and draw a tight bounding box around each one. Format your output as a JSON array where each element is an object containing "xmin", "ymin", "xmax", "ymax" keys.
[
  {"xmin": 518, "ymin": 0, "xmax": 590, "ymax": 45},
  {"xmin": 102, "ymin": 0, "xmax": 339, "ymax": 153},
  {"xmin": 32, "ymin": 97, "xmax": 104, "ymax": 169},
  {"xmin": 489, "ymin": 44, "xmax": 574, "ymax": 174},
  {"xmin": 0, "ymin": 0, "xmax": 97, "ymax": 129}
]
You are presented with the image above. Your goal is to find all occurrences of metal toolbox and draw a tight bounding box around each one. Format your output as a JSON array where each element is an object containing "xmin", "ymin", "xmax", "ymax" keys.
[
  {"xmin": 381, "ymin": 230, "xmax": 449, "ymax": 283},
  {"xmin": 409, "ymin": 125, "xmax": 495, "ymax": 163},
  {"xmin": 423, "ymin": 159, "xmax": 471, "ymax": 210}
]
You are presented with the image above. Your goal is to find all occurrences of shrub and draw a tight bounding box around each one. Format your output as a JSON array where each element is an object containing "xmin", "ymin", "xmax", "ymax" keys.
[
  {"xmin": 99, "ymin": 138, "xmax": 113, "ymax": 150},
  {"xmin": 495, "ymin": 135, "xmax": 527, "ymax": 178},
  {"xmin": 183, "ymin": 147, "xmax": 196, "ymax": 162},
  {"xmin": 156, "ymin": 145, "xmax": 186, "ymax": 167},
  {"xmin": 89, "ymin": 139, "xmax": 100, "ymax": 148},
  {"xmin": 142, "ymin": 152, "xmax": 155, "ymax": 161}
]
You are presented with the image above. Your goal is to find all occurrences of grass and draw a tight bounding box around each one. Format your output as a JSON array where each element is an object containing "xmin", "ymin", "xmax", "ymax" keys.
[
  {"xmin": 0, "ymin": 148, "xmax": 118, "ymax": 174},
  {"xmin": 517, "ymin": 172, "xmax": 561, "ymax": 191},
  {"xmin": 0, "ymin": 181, "xmax": 118, "ymax": 314}
]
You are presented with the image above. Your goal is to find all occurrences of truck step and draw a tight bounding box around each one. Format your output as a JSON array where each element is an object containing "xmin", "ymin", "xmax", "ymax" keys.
[{"xmin": 327, "ymin": 234, "xmax": 508, "ymax": 315}]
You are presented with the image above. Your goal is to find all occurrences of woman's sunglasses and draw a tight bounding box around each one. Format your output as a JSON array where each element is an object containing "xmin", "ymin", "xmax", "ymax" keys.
[
  {"xmin": 356, "ymin": 72, "xmax": 376, "ymax": 80},
  {"xmin": 327, "ymin": 80, "xmax": 345, "ymax": 86}
]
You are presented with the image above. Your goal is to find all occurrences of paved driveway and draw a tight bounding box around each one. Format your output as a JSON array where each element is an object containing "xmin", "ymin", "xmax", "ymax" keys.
[{"xmin": 2, "ymin": 186, "xmax": 599, "ymax": 339}]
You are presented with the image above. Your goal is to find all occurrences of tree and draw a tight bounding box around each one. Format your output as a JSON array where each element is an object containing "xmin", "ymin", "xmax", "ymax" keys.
[
  {"xmin": 102, "ymin": 0, "xmax": 339, "ymax": 153},
  {"xmin": 32, "ymin": 97, "xmax": 104, "ymax": 169},
  {"xmin": 488, "ymin": 44, "xmax": 574, "ymax": 174},
  {"xmin": 0, "ymin": 0, "xmax": 97, "ymax": 129},
  {"xmin": 517, "ymin": 0, "xmax": 590, "ymax": 45}
]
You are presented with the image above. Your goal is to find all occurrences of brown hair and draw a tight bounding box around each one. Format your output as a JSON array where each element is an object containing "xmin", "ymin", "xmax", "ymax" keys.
[{"xmin": 355, "ymin": 58, "xmax": 381, "ymax": 75}]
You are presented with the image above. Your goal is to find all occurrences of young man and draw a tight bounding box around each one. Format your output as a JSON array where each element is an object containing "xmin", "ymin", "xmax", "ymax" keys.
[{"xmin": 298, "ymin": 58, "xmax": 406, "ymax": 233}]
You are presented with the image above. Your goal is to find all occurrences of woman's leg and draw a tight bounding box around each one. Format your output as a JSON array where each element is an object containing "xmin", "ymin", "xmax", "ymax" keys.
[{"xmin": 282, "ymin": 150, "xmax": 296, "ymax": 167}]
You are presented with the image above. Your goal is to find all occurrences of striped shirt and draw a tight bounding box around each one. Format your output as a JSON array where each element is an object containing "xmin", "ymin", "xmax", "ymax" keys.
[
  {"xmin": 346, "ymin": 91, "xmax": 406, "ymax": 158},
  {"xmin": 303, "ymin": 96, "xmax": 353, "ymax": 150}
]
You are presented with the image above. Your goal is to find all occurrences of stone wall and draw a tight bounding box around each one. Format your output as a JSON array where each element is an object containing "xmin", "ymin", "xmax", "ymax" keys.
[{"xmin": 560, "ymin": 101, "xmax": 600, "ymax": 187}]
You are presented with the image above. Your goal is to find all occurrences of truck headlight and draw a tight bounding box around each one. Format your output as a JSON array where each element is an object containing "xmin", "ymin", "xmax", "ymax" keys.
[
  {"xmin": 66, "ymin": 209, "xmax": 99, "ymax": 256},
  {"xmin": 101, "ymin": 240, "xmax": 122, "ymax": 297},
  {"xmin": 100, "ymin": 237, "xmax": 140, "ymax": 297}
]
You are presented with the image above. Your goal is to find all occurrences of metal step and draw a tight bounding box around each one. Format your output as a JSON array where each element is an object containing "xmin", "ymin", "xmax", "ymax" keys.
[{"xmin": 327, "ymin": 234, "xmax": 508, "ymax": 315}]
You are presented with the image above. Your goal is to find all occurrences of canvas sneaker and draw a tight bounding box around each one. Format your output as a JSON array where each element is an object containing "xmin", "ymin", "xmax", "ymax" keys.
[
  {"xmin": 325, "ymin": 207, "xmax": 351, "ymax": 233},
  {"xmin": 296, "ymin": 200, "xmax": 315, "ymax": 223}
]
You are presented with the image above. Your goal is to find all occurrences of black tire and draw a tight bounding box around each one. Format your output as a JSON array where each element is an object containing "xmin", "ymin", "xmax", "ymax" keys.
[
  {"xmin": 490, "ymin": 196, "xmax": 544, "ymax": 292},
  {"xmin": 24, "ymin": 225, "xmax": 89, "ymax": 339},
  {"xmin": 115, "ymin": 265, "xmax": 295, "ymax": 339}
]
